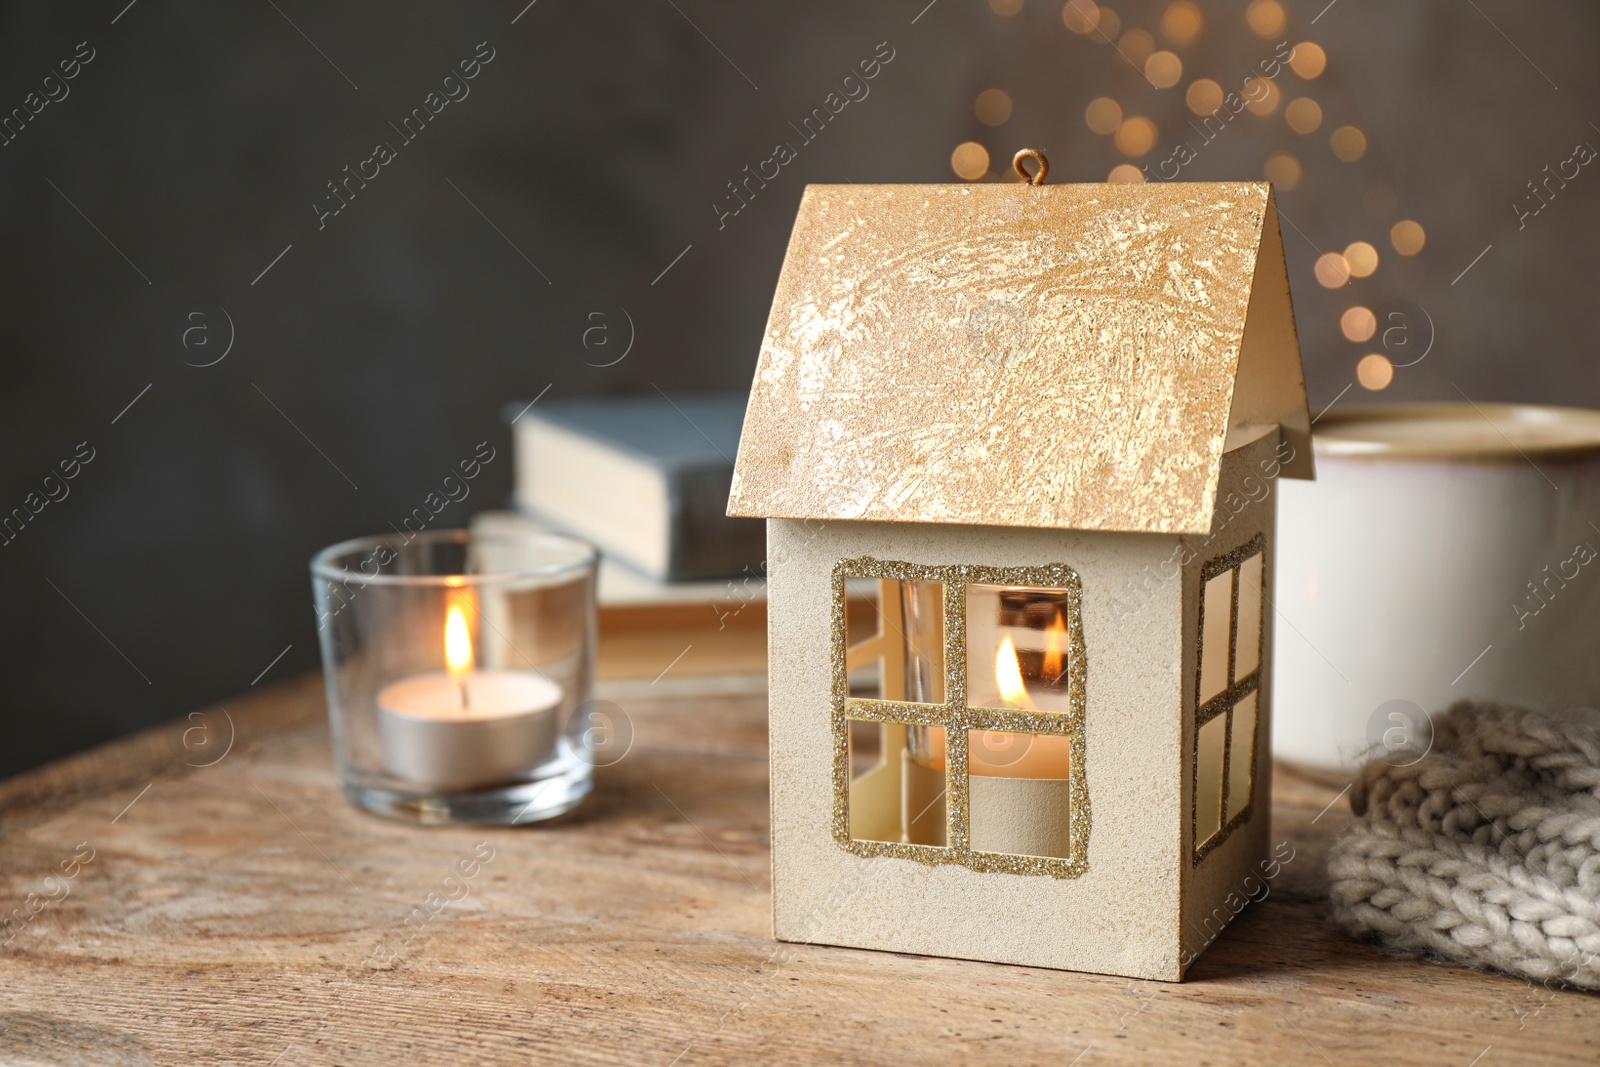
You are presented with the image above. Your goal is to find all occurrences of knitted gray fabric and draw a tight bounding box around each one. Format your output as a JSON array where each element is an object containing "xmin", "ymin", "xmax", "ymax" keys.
[{"xmin": 1328, "ymin": 700, "xmax": 1600, "ymax": 990}]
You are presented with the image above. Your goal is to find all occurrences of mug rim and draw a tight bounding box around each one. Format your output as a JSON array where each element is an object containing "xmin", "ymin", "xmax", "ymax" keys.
[{"xmin": 1314, "ymin": 402, "xmax": 1600, "ymax": 462}]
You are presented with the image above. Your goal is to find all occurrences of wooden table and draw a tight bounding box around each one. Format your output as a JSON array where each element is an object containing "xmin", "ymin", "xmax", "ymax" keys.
[{"xmin": 1, "ymin": 676, "xmax": 1593, "ymax": 1066}]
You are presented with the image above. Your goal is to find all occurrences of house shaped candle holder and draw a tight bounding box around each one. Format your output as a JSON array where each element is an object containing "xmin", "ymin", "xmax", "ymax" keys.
[{"xmin": 727, "ymin": 166, "xmax": 1313, "ymax": 981}]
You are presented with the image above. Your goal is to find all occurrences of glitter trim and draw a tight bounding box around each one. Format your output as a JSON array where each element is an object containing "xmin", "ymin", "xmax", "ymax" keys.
[
  {"xmin": 1191, "ymin": 534, "xmax": 1265, "ymax": 865},
  {"xmin": 831, "ymin": 556, "xmax": 1090, "ymax": 880}
]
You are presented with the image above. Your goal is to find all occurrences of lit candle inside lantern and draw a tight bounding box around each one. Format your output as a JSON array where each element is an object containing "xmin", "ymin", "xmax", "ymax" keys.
[
  {"xmin": 972, "ymin": 633, "xmax": 1074, "ymax": 779},
  {"xmin": 916, "ymin": 631, "xmax": 1073, "ymax": 780},
  {"xmin": 376, "ymin": 589, "xmax": 563, "ymax": 791},
  {"xmin": 994, "ymin": 634, "xmax": 1031, "ymax": 706}
]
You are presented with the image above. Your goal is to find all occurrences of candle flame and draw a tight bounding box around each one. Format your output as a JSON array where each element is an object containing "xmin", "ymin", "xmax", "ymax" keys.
[
  {"xmin": 1042, "ymin": 609, "xmax": 1067, "ymax": 683},
  {"xmin": 444, "ymin": 602, "xmax": 474, "ymax": 679},
  {"xmin": 995, "ymin": 634, "xmax": 1033, "ymax": 709}
]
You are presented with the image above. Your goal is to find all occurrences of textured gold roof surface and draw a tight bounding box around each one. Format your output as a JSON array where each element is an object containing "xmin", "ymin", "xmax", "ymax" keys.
[{"xmin": 727, "ymin": 181, "xmax": 1309, "ymax": 534}]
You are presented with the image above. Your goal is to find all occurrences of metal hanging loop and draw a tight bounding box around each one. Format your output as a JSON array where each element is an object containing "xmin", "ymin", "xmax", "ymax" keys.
[{"xmin": 1013, "ymin": 148, "xmax": 1048, "ymax": 186}]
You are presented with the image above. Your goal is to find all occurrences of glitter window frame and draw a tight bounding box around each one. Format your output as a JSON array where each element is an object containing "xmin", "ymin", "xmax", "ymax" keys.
[
  {"xmin": 830, "ymin": 556, "xmax": 1090, "ymax": 879},
  {"xmin": 1190, "ymin": 534, "xmax": 1266, "ymax": 865}
]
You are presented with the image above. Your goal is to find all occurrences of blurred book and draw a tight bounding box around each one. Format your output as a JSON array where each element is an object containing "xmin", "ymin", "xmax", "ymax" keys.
[
  {"xmin": 504, "ymin": 394, "xmax": 763, "ymax": 582},
  {"xmin": 470, "ymin": 510, "xmax": 768, "ymax": 695},
  {"xmin": 471, "ymin": 510, "xmax": 877, "ymax": 696}
]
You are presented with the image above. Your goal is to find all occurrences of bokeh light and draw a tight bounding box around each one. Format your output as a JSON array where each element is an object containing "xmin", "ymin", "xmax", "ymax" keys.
[
  {"xmin": 1357, "ymin": 353, "xmax": 1395, "ymax": 390},
  {"xmin": 1161, "ymin": 2, "xmax": 1203, "ymax": 45},
  {"xmin": 1085, "ymin": 96, "xmax": 1123, "ymax": 134},
  {"xmin": 1186, "ymin": 78, "xmax": 1224, "ymax": 115},
  {"xmin": 1245, "ymin": 0, "xmax": 1286, "ymax": 37},
  {"xmin": 1285, "ymin": 97, "xmax": 1323, "ymax": 134},
  {"xmin": 1314, "ymin": 252, "xmax": 1351, "ymax": 288},
  {"xmin": 1145, "ymin": 51, "xmax": 1183, "ymax": 89},
  {"xmin": 1094, "ymin": 7, "xmax": 1121, "ymax": 36},
  {"xmin": 1390, "ymin": 219, "xmax": 1426, "ymax": 255},
  {"xmin": 1289, "ymin": 42, "xmax": 1327, "ymax": 78},
  {"xmin": 1108, "ymin": 164, "xmax": 1145, "ymax": 182},
  {"xmin": 1341, "ymin": 306, "xmax": 1377, "ymax": 342},
  {"xmin": 1120, "ymin": 29, "xmax": 1156, "ymax": 68},
  {"xmin": 975, "ymin": 88, "xmax": 1014, "ymax": 126},
  {"xmin": 1114, "ymin": 116, "xmax": 1159, "ymax": 156},
  {"xmin": 1061, "ymin": 0, "xmax": 1102, "ymax": 34},
  {"xmin": 1331, "ymin": 125, "xmax": 1367, "ymax": 161},
  {"xmin": 951, "ymin": 142, "xmax": 990, "ymax": 181},
  {"xmin": 988, "ymin": 0, "xmax": 1025, "ymax": 16},
  {"xmin": 1243, "ymin": 78, "xmax": 1280, "ymax": 116},
  {"xmin": 1263, "ymin": 152, "xmax": 1302, "ymax": 190},
  {"xmin": 1344, "ymin": 241, "xmax": 1379, "ymax": 277}
]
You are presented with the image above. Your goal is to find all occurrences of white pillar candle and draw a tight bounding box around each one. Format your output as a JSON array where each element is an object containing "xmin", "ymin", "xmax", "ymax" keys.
[{"xmin": 377, "ymin": 669, "xmax": 562, "ymax": 791}]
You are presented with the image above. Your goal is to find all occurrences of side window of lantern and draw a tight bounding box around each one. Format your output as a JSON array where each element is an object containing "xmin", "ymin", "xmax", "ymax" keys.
[{"xmin": 1193, "ymin": 539, "xmax": 1265, "ymax": 862}]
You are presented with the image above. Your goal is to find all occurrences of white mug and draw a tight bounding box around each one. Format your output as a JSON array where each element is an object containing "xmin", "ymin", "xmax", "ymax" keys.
[{"xmin": 1272, "ymin": 403, "xmax": 1600, "ymax": 778}]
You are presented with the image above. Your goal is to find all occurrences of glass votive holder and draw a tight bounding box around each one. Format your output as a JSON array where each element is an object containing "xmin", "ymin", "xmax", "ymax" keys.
[{"xmin": 310, "ymin": 528, "xmax": 597, "ymax": 825}]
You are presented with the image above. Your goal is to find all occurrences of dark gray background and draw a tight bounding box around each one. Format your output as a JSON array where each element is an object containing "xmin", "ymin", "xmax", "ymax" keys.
[{"xmin": 2, "ymin": 0, "xmax": 1596, "ymax": 777}]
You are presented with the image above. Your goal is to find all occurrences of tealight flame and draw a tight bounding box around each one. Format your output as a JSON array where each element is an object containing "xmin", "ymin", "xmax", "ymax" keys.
[
  {"xmin": 995, "ymin": 634, "xmax": 1033, "ymax": 709},
  {"xmin": 441, "ymin": 601, "xmax": 470, "ymax": 684},
  {"xmin": 1042, "ymin": 609, "xmax": 1067, "ymax": 683}
]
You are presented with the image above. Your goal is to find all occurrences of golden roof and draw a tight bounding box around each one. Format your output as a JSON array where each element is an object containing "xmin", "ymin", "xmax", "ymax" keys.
[{"xmin": 727, "ymin": 180, "xmax": 1311, "ymax": 535}]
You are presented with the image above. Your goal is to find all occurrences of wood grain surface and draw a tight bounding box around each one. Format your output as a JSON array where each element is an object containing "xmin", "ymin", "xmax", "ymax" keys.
[{"xmin": 0, "ymin": 675, "xmax": 1594, "ymax": 1066}]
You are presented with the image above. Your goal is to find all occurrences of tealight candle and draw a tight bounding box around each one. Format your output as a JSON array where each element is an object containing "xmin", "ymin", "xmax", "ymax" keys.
[
  {"xmin": 312, "ymin": 527, "xmax": 597, "ymax": 825},
  {"xmin": 376, "ymin": 600, "xmax": 563, "ymax": 790}
]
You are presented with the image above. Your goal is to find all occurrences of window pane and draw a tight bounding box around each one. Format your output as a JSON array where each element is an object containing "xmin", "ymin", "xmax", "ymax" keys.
[
  {"xmin": 1199, "ymin": 570, "xmax": 1233, "ymax": 703},
  {"xmin": 904, "ymin": 725, "xmax": 947, "ymax": 846},
  {"xmin": 842, "ymin": 576, "xmax": 943, "ymax": 705},
  {"xmin": 848, "ymin": 718, "xmax": 914, "ymax": 844},
  {"xmin": 969, "ymin": 733, "xmax": 1074, "ymax": 859},
  {"xmin": 967, "ymin": 729, "xmax": 1073, "ymax": 780},
  {"xmin": 966, "ymin": 584, "xmax": 1075, "ymax": 714},
  {"xmin": 1235, "ymin": 553, "xmax": 1263, "ymax": 682},
  {"xmin": 846, "ymin": 718, "xmax": 894, "ymax": 842},
  {"xmin": 1226, "ymin": 692, "xmax": 1258, "ymax": 822},
  {"xmin": 1195, "ymin": 713, "xmax": 1227, "ymax": 847}
]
